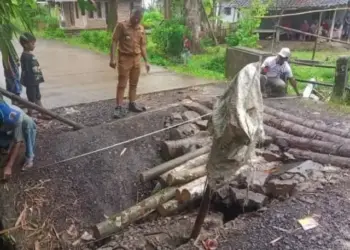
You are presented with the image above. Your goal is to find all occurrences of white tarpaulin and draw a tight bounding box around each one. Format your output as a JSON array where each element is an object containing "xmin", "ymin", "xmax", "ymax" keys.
[{"xmin": 206, "ymin": 62, "xmax": 265, "ymax": 190}]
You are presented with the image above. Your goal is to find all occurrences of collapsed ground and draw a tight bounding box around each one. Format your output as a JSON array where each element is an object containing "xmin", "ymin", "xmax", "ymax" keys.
[{"xmin": 1, "ymin": 83, "xmax": 350, "ymax": 249}]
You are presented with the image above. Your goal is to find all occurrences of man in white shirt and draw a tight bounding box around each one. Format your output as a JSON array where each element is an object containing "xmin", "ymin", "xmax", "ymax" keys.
[{"xmin": 260, "ymin": 48, "xmax": 300, "ymax": 97}]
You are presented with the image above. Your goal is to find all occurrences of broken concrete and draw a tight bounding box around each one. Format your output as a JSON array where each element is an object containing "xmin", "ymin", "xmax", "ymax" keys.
[
  {"xmin": 230, "ymin": 187, "xmax": 268, "ymax": 209},
  {"xmin": 286, "ymin": 160, "xmax": 323, "ymax": 179},
  {"xmin": 195, "ymin": 119, "xmax": 208, "ymax": 130},
  {"xmin": 171, "ymin": 112, "xmax": 183, "ymax": 122},
  {"xmin": 182, "ymin": 110, "xmax": 201, "ymax": 121}
]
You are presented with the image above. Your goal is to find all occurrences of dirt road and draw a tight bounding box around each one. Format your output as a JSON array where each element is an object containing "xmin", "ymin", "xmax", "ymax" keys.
[{"xmin": 0, "ymin": 40, "xmax": 214, "ymax": 109}]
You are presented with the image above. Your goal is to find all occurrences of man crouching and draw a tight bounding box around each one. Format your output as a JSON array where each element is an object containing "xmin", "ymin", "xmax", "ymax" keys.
[
  {"xmin": 0, "ymin": 101, "xmax": 36, "ymax": 179},
  {"xmin": 260, "ymin": 48, "xmax": 300, "ymax": 97}
]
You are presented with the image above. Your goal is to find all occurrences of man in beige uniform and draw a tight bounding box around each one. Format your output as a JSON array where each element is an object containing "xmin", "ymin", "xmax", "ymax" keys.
[{"xmin": 109, "ymin": 8, "xmax": 150, "ymax": 119}]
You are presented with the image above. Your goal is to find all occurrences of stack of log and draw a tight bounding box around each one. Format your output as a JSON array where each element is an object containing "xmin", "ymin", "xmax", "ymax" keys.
[{"xmin": 93, "ymin": 99, "xmax": 350, "ymax": 239}]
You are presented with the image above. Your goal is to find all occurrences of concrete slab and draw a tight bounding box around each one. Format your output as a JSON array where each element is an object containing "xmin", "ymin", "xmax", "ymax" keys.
[{"xmin": 0, "ymin": 39, "xmax": 214, "ymax": 109}]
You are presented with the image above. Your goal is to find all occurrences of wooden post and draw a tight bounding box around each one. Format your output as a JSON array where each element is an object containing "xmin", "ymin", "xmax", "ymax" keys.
[
  {"xmin": 312, "ymin": 11, "xmax": 323, "ymax": 61},
  {"xmin": 331, "ymin": 56, "xmax": 350, "ymax": 102},
  {"xmin": 0, "ymin": 88, "xmax": 84, "ymax": 130},
  {"xmin": 329, "ymin": 10, "xmax": 337, "ymax": 40},
  {"xmin": 164, "ymin": 0, "xmax": 171, "ymax": 19}
]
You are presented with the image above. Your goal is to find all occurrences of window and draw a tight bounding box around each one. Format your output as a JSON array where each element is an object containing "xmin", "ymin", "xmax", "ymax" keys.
[
  {"xmin": 97, "ymin": 2, "xmax": 102, "ymax": 18},
  {"xmin": 88, "ymin": 10, "xmax": 94, "ymax": 18},
  {"xmin": 223, "ymin": 7, "xmax": 231, "ymax": 16},
  {"xmin": 104, "ymin": 2, "xmax": 109, "ymax": 19},
  {"xmin": 75, "ymin": 2, "xmax": 79, "ymax": 18}
]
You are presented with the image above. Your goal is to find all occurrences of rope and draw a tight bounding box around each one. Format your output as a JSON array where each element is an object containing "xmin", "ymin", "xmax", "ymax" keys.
[{"xmin": 39, "ymin": 110, "xmax": 213, "ymax": 169}]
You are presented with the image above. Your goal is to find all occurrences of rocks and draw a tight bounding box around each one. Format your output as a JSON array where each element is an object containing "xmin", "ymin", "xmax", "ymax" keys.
[
  {"xmin": 169, "ymin": 123, "xmax": 200, "ymax": 139},
  {"xmin": 266, "ymin": 179, "xmax": 298, "ymax": 197},
  {"xmin": 256, "ymin": 149, "xmax": 282, "ymax": 162},
  {"xmin": 171, "ymin": 112, "xmax": 183, "ymax": 122},
  {"xmin": 286, "ymin": 160, "xmax": 323, "ymax": 179},
  {"xmin": 249, "ymin": 171, "xmax": 270, "ymax": 194},
  {"xmin": 195, "ymin": 120, "xmax": 208, "ymax": 130},
  {"xmin": 230, "ymin": 187, "xmax": 268, "ymax": 209},
  {"xmin": 182, "ymin": 111, "xmax": 201, "ymax": 121}
]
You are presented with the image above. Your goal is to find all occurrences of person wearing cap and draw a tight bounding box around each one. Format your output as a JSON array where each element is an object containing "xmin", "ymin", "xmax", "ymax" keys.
[
  {"xmin": 0, "ymin": 101, "xmax": 36, "ymax": 179},
  {"xmin": 109, "ymin": 8, "xmax": 150, "ymax": 119},
  {"xmin": 260, "ymin": 48, "xmax": 300, "ymax": 97}
]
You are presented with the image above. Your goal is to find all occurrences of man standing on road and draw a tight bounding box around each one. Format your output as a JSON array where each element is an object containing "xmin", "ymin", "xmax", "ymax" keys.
[
  {"xmin": 260, "ymin": 48, "xmax": 300, "ymax": 97},
  {"xmin": 109, "ymin": 8, "xmax": 150, "ymax": 119}
]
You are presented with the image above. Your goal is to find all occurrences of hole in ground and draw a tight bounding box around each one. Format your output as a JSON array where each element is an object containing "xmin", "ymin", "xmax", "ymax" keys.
[
  {"xmin": 212, "ymin": 201, "xmax": 259, "ymax": 223},
  {"xmin": 0, "ymin": 218, "xmax": 16, "ymax": 250}
]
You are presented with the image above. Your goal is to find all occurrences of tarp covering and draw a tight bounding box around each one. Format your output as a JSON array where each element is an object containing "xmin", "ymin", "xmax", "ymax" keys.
[{"xmin": 206, "ymin": 62, "xmax": 265, "ymax": 190}]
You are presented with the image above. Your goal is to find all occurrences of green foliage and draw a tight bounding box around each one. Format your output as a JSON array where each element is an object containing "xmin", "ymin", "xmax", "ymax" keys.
[
  {"xmin": 151, "ymin": 18, "xmax": 188, "ymax": 57},
  {"xmin": 79, "ymin": 30, "xmax": 111, "ymax": 53},
  {"xmin": 142, "ymin": 10, "xmax": 163, "ymax": 29},
  {"xmin": 202, "ymin": 54, "xmax": 225, "ymax": 74},
  {"xmin": 226, "ymin": 0, "xmax": 270, "ymax": 48}
]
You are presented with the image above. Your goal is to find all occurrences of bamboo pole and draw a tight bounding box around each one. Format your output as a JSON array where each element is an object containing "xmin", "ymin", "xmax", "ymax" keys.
[
  {"xmin": 312, "ymin": 12, "xmax": 323, "ymax": 61},
  {"xmin": 275, "ymin": 24, "xmax": 350, "ymax": 45},
  {"xmin": 256, "ymin": 7, "xmax": 349, "ymax": 19},
  {"xmin": 329, "ymin": 10, "xmax": 337, "ymax": 40},
  {"xmin": 0, "ymin": 87, "xmax": 84, "ymax": 130}
]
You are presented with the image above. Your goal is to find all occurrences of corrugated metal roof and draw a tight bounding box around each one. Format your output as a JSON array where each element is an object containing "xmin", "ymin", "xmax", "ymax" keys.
[{"xmin": 232, "ymin": 0, "xmax": 348, "ymax": 9}]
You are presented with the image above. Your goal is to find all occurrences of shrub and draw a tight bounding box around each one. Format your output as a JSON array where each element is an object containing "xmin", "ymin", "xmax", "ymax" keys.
[
  {"xmin": 202, "ymin": 55, "xmax": 225, "ymax": 74},
  {"xmin": 80, "ymin": 30, "xmax": 111, "ymax": 52},
  {"xmin": 142, "ymin": 10, "xmax": 163, "ymax": 29},
  {"xmin": 151, "ymin": 18, "xmax": 188, "ymax": 57}
]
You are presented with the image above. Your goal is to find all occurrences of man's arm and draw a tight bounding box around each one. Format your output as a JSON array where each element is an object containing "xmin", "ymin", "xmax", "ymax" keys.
[
  {"xmin": 288, "ymin": 77, "xmax": 300, "ymax": 96},
  {"xmin": 140, "ymin": 29, "xmax": 150, "ymax": 73},
  {"xmin": 110, "ymin": 23, "xmax": 122, "ymax": 68},
  {"xmin": 5, "ymin": 142, "xmax": 21, "ymax": 171}
]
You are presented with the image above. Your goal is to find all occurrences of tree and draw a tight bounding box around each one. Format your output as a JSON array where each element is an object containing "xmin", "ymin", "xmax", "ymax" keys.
[
  {"xmin": 184, "ymin": 0, "xmax": 201, "ymax": 53},
  {"xmin": 0, "ymin": 0, "xmax": 94, "ymax": 66},
  {"xmin": 107, "ymin": 0, "xmax": 118, "ymax": 32}
]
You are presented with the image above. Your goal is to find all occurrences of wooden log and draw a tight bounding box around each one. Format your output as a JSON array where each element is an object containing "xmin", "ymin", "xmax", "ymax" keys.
[
  {"xmin": 175, "ymin": 176, "xmax": 206, "ymax": 202},
  {"xmin": 265, "ymin": 125, "xmax": 350, "ymax": 157},
  {"xmin": 92, "ymin": 186, "xmax": 177, "ymax": 239},
  {"xmin": 182, "ymin": 99, "xmax": 212, "ymax": 117},
  {"xmin": 263, "ymin": 113, "xmax": 350, "ymax": 143},
  {"xmin": 160, "ymin": 131, "xmax": 211, "ymax": 160},
  {"xmin": 288, "ymin": 148, "xmax": 350, "ymax": 168},
  {"xmin": 157, "ymin": 199, "xmax": 192, "ymax": 216},
  {"xmin": 0, "ymin": 87, "xmax": 84, "ymax": 130},
  {"xmin": 167, "ymin": 165, "xmax": 207, "ymax": 186},
  {"xmin": 264, "ymin": 106, "xmax": 350, "ymax": 138},
  {"xmin": 159, "ymin": 153, "xmax": 209, "ymax": 185},
  {"xmin": 140, "ymin": 146, "xmax": 211, "ymax": 182}
]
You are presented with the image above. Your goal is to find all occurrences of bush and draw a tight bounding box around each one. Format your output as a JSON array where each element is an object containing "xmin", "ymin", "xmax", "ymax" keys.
[
  {"xmin": 80, "ymin": 30, "xmax": 111, "ymax": 52},
  {"xmin": 43, "ymin": 27, "xmax": 66, "ymax": 39},
  {"xmin": 202, "ymin": 55, "xmax": 225, "ymax": 74},
  {"xmin": 151, "ymin": 18, "xmax": 188, "ymax": 57},
  {"xmin": 142, "ymin": 10, "xmax": 163, "ymax": 29}
]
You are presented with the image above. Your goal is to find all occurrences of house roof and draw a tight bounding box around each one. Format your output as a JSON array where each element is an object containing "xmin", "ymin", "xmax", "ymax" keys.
[{"xmin": 232, "ymin": 0, "xmax": 349, "ymax": 9}]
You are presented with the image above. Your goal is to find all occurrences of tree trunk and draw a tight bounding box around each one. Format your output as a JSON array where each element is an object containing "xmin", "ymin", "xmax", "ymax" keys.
[
  {"xmin": 264, "ymin": 113, "xmax": 350, "ymax": 143},
  {"xmin": 182, "ymin": 99, "xmax": 212, "ymax": 117},
  {"xmin": 160, "ymin": 131, "xmax": 211, "ymax": 160},
  {"xmin": 265, "ymin": 125, "xmax": 350, "ymax": 158},
  {"xmin": 184, "ymin": 0, "xmax": 201, "ymax": 53},
  {"xmin": 157, "ymin": 199, "xmax": 193, "ymax": 216},
  {"xmin": 92, "ymin": 186, "xmax": 177, "ymax": 239},
  {"xmin": 264, "ymin": 106, "xmax": 350, "ymax": 138},
  {"xmin": 159, "ymin": 153, "xmax": 209, "ymax": 185},
  {"xmin": 167, "ymin": 165, "xmax": 207, "ymax": 186},
  {"xmin": 175, "ymin": 176, "xmax": 206, "ymax": 202},
  {"xmin": 140, "ymin": 146, "xmax": 211, "ymax": 182},
  {"xmin": 288, "ymin": 148, "xmax": 350, "ymax": 168},
  {"xmin": 107, "ymin": 0, "xmax": 118, "ymax": 32}
]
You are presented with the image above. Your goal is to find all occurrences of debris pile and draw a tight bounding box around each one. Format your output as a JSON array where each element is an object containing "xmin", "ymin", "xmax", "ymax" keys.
[{"xmin": 89, "ymin": 97, "xmax": 346, "ymax": 248}]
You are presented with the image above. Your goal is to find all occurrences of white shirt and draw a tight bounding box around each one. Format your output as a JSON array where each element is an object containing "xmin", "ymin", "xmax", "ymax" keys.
[{"xmin": 261, "ymin": 56, "xmax": 293, "ymax": 79}]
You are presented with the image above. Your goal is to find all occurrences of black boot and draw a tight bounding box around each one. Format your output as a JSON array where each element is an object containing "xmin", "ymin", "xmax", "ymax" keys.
[
  {"xmin": 129, "ymin": 102, "xmax": 145, "ymax": 113},
  {"xmin": 113, "ymin": 106, "xmax": 128, "ymax": 119}
]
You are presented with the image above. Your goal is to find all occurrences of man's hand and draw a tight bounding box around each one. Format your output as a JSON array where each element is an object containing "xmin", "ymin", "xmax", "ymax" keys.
[
  {"xmin": 145, "ymin": 63, "xmax": 150, "ymax": 73},
  {"xmin": 109, "ymin": 61, "xmax": 116, "ymax": 69}
]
